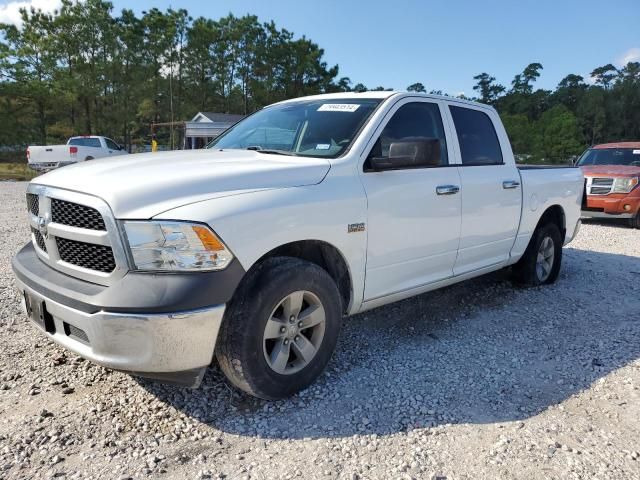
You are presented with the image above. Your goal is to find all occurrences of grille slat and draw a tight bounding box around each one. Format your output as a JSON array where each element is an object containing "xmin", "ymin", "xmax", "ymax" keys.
[
  {"xmin": 56, "ymin": 237, "xmax": 116, "ymax": 273},
  {"xmin": 26, "ymin": 193, "xmax": 39, "ymax": 216},
  {"xmin": 64, "ymin": 323, "xmax": 90, "ymax": 343},
  {"xmin": 588, "ymin": 177, "xmax": 613, "ymax": 195},
  {"xmin": 590, "ymin": 186, "xmax": 612, "ymax": 195},
  {"xmin": 31, "ymin": 227, "xmax": 47, "ymax": 252},
  {"xmin": 51, "ymin": 198, "xmax": 106, "ymax": 231}
]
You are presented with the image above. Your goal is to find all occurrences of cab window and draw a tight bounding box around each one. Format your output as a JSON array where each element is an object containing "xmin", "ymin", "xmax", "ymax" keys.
[
  {"xmin": 105, "ymin": 138, "xmax": 120, "ymax": 150},
  {"xmin": 449, "ymin": 106, "xmax": 503, "ymax": 165},
  {"xmin": 365, "ymin": 102, "xmax": 448, "ymax": 170}
]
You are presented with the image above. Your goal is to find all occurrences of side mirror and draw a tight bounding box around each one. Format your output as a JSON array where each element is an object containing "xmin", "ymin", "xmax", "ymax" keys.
[{"xmin": 369, "ymin": 138, "xmax": 441, "ymax": 171}]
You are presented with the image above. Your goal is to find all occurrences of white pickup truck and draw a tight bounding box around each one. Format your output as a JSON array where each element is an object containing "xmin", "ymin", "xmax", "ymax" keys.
[
  {"xmin": 27, "ymin": 136, "xmax": 127, "ymax": 171},
  {"xmin": 12, "ymin": 92, "xmax": 584, "ymax": 399}
]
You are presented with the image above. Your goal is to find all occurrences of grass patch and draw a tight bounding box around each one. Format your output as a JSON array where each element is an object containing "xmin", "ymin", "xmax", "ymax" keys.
[{"xmin": 0, "ymin": 163, "xmax": 38, "ymax": 181}]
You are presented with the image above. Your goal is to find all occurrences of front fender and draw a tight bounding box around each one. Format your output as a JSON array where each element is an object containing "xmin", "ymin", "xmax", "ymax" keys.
[{"xmin": 154, "ymin": 180, "xmax": 368, "ymax": 314}]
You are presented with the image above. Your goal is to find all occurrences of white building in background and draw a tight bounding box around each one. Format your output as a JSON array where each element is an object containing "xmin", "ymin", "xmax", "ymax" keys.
[{"xmin": 185, "ymin": 112, "xmax": 245, "ymax": 149}]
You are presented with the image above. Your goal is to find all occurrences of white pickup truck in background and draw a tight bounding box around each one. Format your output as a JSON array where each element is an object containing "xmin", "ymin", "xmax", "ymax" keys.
[
  {"xmin": 13, "ymin": 92, "xmax": 584, "ymax": 399},
  {"xmin": 27, "ymin": 136, "xmax": 127, "ymax": 172}
]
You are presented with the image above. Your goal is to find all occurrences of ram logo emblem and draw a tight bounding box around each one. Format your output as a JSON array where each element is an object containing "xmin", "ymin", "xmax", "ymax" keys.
[{"xmin": 37, "ymin": 215, "xmax": 49, "ymax": 240}]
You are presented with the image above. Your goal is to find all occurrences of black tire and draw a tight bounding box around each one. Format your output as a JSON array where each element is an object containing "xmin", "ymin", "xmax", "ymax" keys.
[
  {"xmin": 216, "ymin": 257, "xmax": 342, "ymax": 400},
  {"xmin": 628, "ymin": 210, "xmax": 640, "ymax": 229},
  {"xmin": 85, "ymin": 156, "xmax": 94, "ymax": 161},
  {"xmin": 511, "ymin": 222, "xmax": 563, "ymax": 287}
]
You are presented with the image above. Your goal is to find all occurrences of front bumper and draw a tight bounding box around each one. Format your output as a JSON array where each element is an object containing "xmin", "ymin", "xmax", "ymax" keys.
[
  {"xmin": 582, "ymin": 193, "xmax": 640, "ymax": 219},
  {"xmin": 12, "ymin": 243, "xmax": 245, "ymax": 387},
  {"xmin": 29, "ymin": 161, "xmax": 75, "ymax": 172},
  {"xmin": 16, "ymin": 276, "xmax": 225, "ymax": 386},
  {"xmin": 581, "ymin": 210, "xmax": 635, "ymax": 219}
]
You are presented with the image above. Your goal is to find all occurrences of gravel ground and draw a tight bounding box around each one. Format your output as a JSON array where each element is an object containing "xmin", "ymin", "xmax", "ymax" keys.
[{"xmin": 1, "ymin": 181, "xmax": 639, "ymax": 480}]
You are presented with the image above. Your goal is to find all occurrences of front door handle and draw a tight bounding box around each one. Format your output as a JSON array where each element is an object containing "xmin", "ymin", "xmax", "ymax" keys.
[
  {"xmin": 502, "ymin": 180, "xmax": 521, "ymax": 189},
  {"xmin": 436, "ymin": 185, "xmax": 460, "ymax": 195}
]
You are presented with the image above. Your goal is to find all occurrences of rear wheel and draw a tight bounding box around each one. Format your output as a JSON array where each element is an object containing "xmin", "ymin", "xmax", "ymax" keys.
[
  {"xmin": 216, "ymin": 257, "xmax": 342, "ymax": 400},
  {"xmin": 511, "ymin": 223, "xmax": 563, "ymax": 287}
]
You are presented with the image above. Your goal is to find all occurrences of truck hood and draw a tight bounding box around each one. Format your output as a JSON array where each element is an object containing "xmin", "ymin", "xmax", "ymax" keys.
[
  {"xmin": 580, "ymin": 165, "xmax": 640, "ymax": 178},
  {"xmin": 33, "ymin": 149, "xmax": 330, "ymax": 218}
]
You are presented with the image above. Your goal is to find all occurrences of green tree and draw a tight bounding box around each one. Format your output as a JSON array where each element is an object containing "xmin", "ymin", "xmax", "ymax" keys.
[
  {"xmin": 534, "ymin": 105, "xmax": 583, "ymax": 163},
  {"xmin": 590, "ymin": 64, "xmax": 617, "ymax": 89},
  {"xmin": 511, "ymin": 62, "xmax": 543, "ymax": 95},
  {"xmin": 407, "ymin": 82, "xmax": 426, "ymax": 93},
  {"xmin": 0, "ymin": 7, "xmax": 57, "ymax": 143},
  {"xmin": 472, "ymin": 73, "xmax": 504, "ymax": 104}
]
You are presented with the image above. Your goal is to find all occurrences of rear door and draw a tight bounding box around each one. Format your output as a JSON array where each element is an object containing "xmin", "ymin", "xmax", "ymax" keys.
[
  {"xmin": 445, "ymin": 104, "xmax": 522, "ymax": 275},
  {"xmin": 360, "ymin": 98, "xmax": 462, "ymax": 301}
]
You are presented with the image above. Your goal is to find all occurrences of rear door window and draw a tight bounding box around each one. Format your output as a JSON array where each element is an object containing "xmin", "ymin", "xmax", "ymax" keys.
[
  {"xmin": 449, "ymin": 106, "xmax": 503, "ymax": 165},
  {"xmin": 69, "ymin": 137, "xmax": 102, "ymax": 148}
]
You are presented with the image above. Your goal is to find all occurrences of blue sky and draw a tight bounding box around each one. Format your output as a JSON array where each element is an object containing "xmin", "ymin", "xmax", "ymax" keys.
[{"xmin": 2, "ymin": 0, "xmax": 639, "ymax": 96}]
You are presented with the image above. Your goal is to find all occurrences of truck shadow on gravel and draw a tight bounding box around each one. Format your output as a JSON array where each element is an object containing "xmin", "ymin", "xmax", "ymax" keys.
[{"xmin": 140, "ymin": 247, "xmax": 640, "ymax": 440}]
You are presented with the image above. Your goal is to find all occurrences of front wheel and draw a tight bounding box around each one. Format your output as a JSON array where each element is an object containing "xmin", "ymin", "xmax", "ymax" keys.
[
  {"xmin": 216, "ymin": 257, "xmax": 342, "ymax": 400},
  {"xmin": 511, "ymin": 223, "xmax": 563, "ymax": 287},
  {"xmin": 628, "ymin": 211, "xmax": 640, "ymax": 229}
]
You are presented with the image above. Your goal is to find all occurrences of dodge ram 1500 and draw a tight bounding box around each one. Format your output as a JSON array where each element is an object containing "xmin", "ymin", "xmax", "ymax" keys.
[{"xmin": 12, "ymin": 92, "xmax": 584, "ymax": 399}]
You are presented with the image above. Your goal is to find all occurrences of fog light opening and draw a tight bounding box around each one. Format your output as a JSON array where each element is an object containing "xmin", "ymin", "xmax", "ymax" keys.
[{"xmin": 623, "ymin": 204, "xmax": 631, "ymax": 211}]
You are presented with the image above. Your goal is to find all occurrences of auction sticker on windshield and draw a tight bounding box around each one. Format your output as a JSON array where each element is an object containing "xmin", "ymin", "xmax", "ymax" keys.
[
  {"xmin": 633, "ymin": 150, "xmax": 640, "ymax": 155},
  {"xmin": 317, "ymin": 104, "xmax": 360, "ymax": 112}
]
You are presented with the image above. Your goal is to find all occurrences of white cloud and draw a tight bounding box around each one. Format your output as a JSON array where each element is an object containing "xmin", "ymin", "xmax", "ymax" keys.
[
  {"xmin": 0, "ymin": 0, "xmax": 62, "ymax": 26},
  {"xmin": 617, "ymin": 47, "xmax": 640, "ymax": 67}
]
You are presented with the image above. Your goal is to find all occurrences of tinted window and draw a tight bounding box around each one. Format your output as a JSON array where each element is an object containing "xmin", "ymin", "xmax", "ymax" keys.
[
  {"xmin": 69, "ymin": 137, "xmax": 101, "ymax": 148},
  {"xmin": 105, "ymin": 138, "xmax": 119, "ymax": 150},
  {"xmin": 367, "ymin": 102, "xmax": 448, "ymax": 169},
  {"xmin": 450, "ymin": 106, "xmax": 503, "ymax": 165}
]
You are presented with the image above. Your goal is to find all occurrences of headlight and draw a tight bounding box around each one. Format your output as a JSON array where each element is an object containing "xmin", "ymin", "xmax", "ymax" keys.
[
  {"xmin": 612, "ymin": 177, "xmax": 639, "ymax": 193},
  {"xmin": 123, "ymin": 221, "xmax": 234, "ymax": 271}
]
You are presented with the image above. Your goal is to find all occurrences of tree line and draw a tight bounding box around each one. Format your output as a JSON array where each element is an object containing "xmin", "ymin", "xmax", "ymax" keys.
[{"xmin": 0, "ymin": 0, "xmax": 638, "ymax": 163}]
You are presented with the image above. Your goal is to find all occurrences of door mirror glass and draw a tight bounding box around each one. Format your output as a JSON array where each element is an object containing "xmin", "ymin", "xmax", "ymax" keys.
[{"xmin": 369, "ymin": 138, "xmax": 441, "ymax": 171}]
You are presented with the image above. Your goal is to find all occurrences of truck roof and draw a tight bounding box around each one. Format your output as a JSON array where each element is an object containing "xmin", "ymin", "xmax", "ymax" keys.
[
  {"xmin": 274, "ymin": 91, "xmax": 494, "ymax": 111},
  {"xmin": 592, "ymin": 142, "xmax": 640, "ymax": 149}
]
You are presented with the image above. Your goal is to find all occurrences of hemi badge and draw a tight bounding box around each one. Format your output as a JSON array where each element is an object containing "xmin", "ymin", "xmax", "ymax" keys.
[{"xmin": 348, "ymin": 223, "xmax": 365, "ymax": 233}]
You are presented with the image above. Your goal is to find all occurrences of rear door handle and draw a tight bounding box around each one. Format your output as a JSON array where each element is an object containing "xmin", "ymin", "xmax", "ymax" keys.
[
  {"xmin": 502, "ymin": 180, "xmax": 521, "ymax": 189},
  {"xmin": 436, "ymin": 185, "xmax": 460, "ymax": 195}
]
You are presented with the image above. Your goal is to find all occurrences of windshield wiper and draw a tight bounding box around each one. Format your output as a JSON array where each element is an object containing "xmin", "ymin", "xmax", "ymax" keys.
[{"xmin": 246, "ymin": 146, "xmax": 297, "ymax": 156}]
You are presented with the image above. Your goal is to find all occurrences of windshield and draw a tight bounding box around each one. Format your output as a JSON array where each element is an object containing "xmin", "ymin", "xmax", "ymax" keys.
[
  {"xmin": 577, "ymin": 148, "xmax": 640, "ymax": 167},
  {"xmin": 209, "ymin": 98, "xmax": 382, "ymax": 158}
]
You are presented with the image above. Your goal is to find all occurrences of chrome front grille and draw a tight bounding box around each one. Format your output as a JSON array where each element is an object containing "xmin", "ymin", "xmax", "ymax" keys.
[
  {"xmin": 51, "ymin": 198, "xmax": 106, "ymax": 231},
  {"xmin": 31, "ymin": 227, "xmax": 47, "ymax": 252},
  {"xmin": 586, "ymin": 177, "xmax": 613, "ymax": 195},
  {"xmin": 25, "ymin": 185, "xmax": 128, "ymax": 286},
  {"xmin": 26, "ymin": 193, "xmax": 39, "ymax": 216},
  {"xmin": 56, "ymin": 237, "xmax": 116, "ymax": 273}
]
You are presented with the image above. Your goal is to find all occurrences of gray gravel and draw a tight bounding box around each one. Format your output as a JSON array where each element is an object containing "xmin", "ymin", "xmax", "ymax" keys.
[{"xmin": 1, "ymin": 181, "xmax": 639, "ymax": 479}]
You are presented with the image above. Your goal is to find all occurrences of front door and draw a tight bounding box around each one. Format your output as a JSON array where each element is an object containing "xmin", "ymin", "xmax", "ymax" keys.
[{"xmin": 360, "ymin": 99, "xmax": 462, "ymax": 301}]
